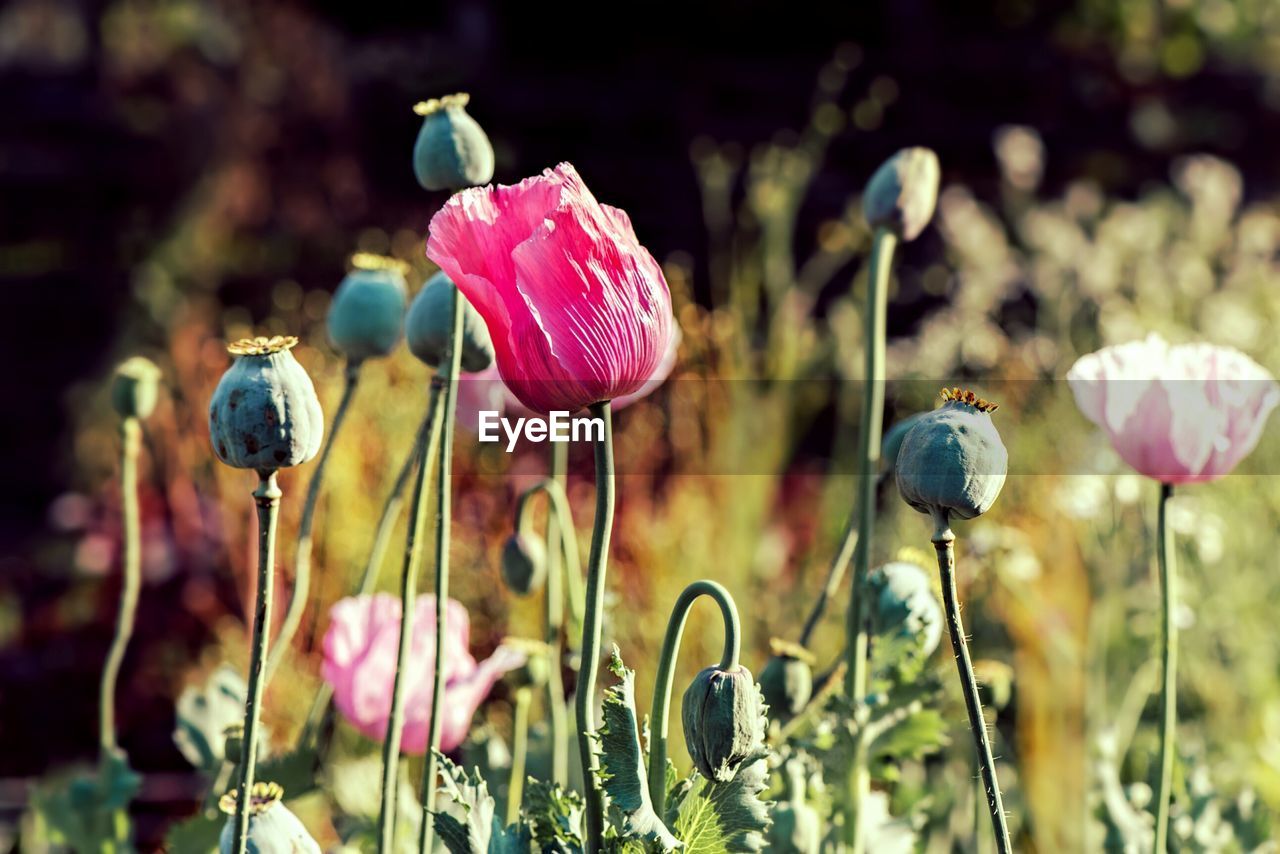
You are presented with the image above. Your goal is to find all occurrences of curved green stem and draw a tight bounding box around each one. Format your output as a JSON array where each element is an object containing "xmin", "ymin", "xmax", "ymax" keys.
[
  {"xmin": 377, "ymin": 387, "xmax": 446, "ymax": 852},
  {"xmin": 507, "ymin": 687, "xmax": 533, "ymax": 826},
  {"xmin": 515, "ymin": 476, "xmax": 579, "ymax": 786},
  {"xmin": 296, "ymin": 396, "xmax": 439, "ymax": 753},
  {"xmin": 418, "ymin": 287, "xmax": 465, "ymax": 854},
  {"xmin": 549, "ymin": 442, "xmax": 586, "ymax": 644},
  {"xmin": 647, "ymin": 580, "xmax": 742, "ymax": 816},
  {"xmin": 230, "ymin": 471, "xmax": 282, "ymax": 854},
  {"xmin": 1154, "ymin": 483, "xmax": 1177, "ymax": 854},
  {"xmin": 576, "ymin": 401, "xmax": 614, "ymax": 853},
  {"xmin": 99, "ymin": 417, "xmax": 142, "ymax": 756},
  {"xmin": 265, "ymin": 363, "xmax": 361, "ymax": 684},
  {"xmin": 932, "ymin": 512, "xmax": 1012, "ymax": 854},
  {"xmin": 843, "ymin": 226, "xmax": 896, "ymax": 852}
]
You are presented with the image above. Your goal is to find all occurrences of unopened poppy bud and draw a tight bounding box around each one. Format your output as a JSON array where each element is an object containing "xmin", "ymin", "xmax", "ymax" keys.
[
  {"xmin": 219, "ymin": 782, "xmax": 321, "ymax": 854},
  {"xmin": 326, "ymin": 256, "xmax": 408, "ymax": 362},
  {"xmin": 208, "ymin": 336, "xmax": 324, "ymax": 472},
  {"xmin": 867, "ymin": 561, "xmax": 942, "ymax": 658},
  {"xmin": 412, "ymin": 93, "xmax": 495, "ymax": 191},
  {"xmin": 681, "ymin": 663, "xmax": 766, "ymax": 782},
  {"xmin": 757, "ymin": 638, "xmax": 814, "ymax": 721},
  {"xmin": 112, "ymin": 356, "xmax": 162, "ymax": 420},
  {"xmin": 500, "ymin": 532, "xmax": 546, "ymax": 596},
  {"xmin": 862, "ymin": 147, "xmax": 940, "ymax": 241},
  {"xmin": 896, "ymin": 388, "xmax": 1007, "ymax": 522},
  {"xmin": 406, "ymin": 272, "xmax": 495, "ymax": 373}
]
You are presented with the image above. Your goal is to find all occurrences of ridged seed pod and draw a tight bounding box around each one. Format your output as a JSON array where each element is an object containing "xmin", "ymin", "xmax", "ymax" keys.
[
  {"xmin": 218, "ymin": 782, "xmax": 320, "ymax": 854},
  {"xmin": 412, "ymin": 93, "xmax": 495, "ymax": 192},
  {"xmin": 406, "ymin": 271, "xmax": 495, "ymax": 373},
  {"xmin": 896, "ymin": 388, "xmax": 1007, "ymax": 521},
  {"xmin": 326, "ymin": 257, "xmax": 408, "ymax": 362},
  {"xmin": 757, "ymin": 639, "xmax": 813, "ymax": 721}
]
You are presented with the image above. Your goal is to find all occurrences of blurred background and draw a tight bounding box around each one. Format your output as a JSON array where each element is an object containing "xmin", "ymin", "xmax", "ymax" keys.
[{"xmin": 5, "ymin": 0, "xmax": 1280, "ymax": 850}]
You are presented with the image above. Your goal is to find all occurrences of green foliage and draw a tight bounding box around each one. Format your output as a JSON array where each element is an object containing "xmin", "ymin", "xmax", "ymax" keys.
[
  {"xmin": 670, "ymin": 757, "xmax": 772, "ymax": 853},
  {"xmin": 432, "ymin": 753, "xmax": 527, "ymax": 854},
  {"xmin": 28, "ymin": 751, "xmax": 141, "ymax": 853}
]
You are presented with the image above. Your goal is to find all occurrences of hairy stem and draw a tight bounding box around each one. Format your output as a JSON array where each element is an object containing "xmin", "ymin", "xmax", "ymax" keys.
[
  {"xmin": 1154, "ymin": 483, "xmax": 1177, "ymax": 854},
  {"xmin": 647, "ymin": 580, "xmax": 742, "ymax": 816},
  {"xmin": 230, "ymin": 472, "xmax": 281, "ymax": 854},
  {"xmin": 99, "ymin": 418, "xmax": 142, "ymax": 755}
]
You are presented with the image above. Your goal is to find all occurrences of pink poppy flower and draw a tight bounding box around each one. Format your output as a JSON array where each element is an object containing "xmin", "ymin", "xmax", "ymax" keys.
[
  {"xmin": 426, "ymin": 162, "xmax": 674, "ymax": 414},
  {"xmin": 1067, "ymin": 334, "xmax": 1279, "ymax": 484},
  {"xmin": 321, "ymin": 593, "xmax": 524, "ymax": 754}
]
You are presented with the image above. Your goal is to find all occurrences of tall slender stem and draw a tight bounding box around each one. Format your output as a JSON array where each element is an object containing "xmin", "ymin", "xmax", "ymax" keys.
[
  {"xmin": 265, "ymin": 364, "xmax": 361, "ymax": 684},
  {"xmin": 418, "ymin": 288, "xmax": 465, "ymax": 854},
  {"xmin": 647, "ymin": 580, "xmax": 741, "ymax": 816},
  {"xmin": 99, "ymin": 417, "xmax": 142, "ymax": 756},
  {"xmin": 551, "ymin": 441, "xmax": 586, "ymax": 643},
  {"xmin": 1154, "ymin": 483, "xmax": 1177, "ymax": 854},
  {"xmin": 843, "ymin": 226, "xmax": 897, "ymax": 852},
  {"xmin": 377, "ymin": 388, "xmax": 446, "ymax": 852},
  {"xmin": 507, "ymin": 687, "xmax": 533, "ymax": 826},
  {"xmin": 932, "ymin": 513, "xmax": 1012, "ymax": 854},
  {"xmin": 576, "ymin": 401, "xmax": 614, "ymax": 853},
  {"xmin": 231, "ymin": 471, "xmax": 282, "ymax": 854},
  {"xmin": 297, "ymin": 397, "xmax": 439, "ymax": 753}
]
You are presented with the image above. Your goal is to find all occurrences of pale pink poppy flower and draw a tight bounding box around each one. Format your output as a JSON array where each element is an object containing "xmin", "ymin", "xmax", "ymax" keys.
[
  {"xmin": 1067, "ymin": 333, "xmax": 1279, "ymax": 484},
  {"xmin": 321, "ymin": 593, "xmax": 524, "ymax": 754},
  {"xmin": 426, "ymin": 162, "xmax": 674, "ymax": 415}
]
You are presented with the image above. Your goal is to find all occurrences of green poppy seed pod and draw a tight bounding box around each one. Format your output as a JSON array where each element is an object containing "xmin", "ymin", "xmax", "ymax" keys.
[
  {"xmin": 208, "ymin": 336, "xmax": 324, "ymax": 472},
  {"xmin": 757, "ymin": 639, "xmax": 814, "ymax": 720},
  {"xmin": 867, "ymin": 561, "xmax": 943, "ymax": 658},
  {"xmin": 769, "ymin": 760, "xmax": 821, "ymax": 854},
  {"xmin": 500, "ymin": 532, "xmax": 546, "ymax": 596},
  {"xmin": 862, "ymin": 147, "xmax": 941, "ymax": 241},
  {"xmin": 412, "ymin": 93, "xmax": 495, "ymax": 191},
  {"xmin": 896, "ymin": 388, "xmax": 1007, "ymax": 521},
  {"xmin": 111, "ymin": 356, "xmax": 162, "ymax": 420},
  {"xmin": 406, "ymin": 271, "xmax": 495, "ymax": 372},
  {"xmin": 326, "ymin": 258, "xmax": 408, "ymax": 362},
  {"xmin": 880, "ymin": 411, "xmax": 927, "ymax": 477},
  {"xmin": 681, "ymin": 663, "xmax": 766, "ymax": 782},
  {"xmin": 219, "ymin": 782, "xmax": 321, "ymax": 854}
]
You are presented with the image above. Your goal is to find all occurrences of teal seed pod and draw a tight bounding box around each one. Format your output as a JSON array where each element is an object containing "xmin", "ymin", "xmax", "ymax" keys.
[
  {"xmin": 681, "ymin": 663, "xmax": 766, "ymax": 782},
  {"xmin": 768, "ymin": 759, "xmax": 821, "ymax": 854},
  {"xmin": 406, "ymin": 271, "xmax": 495, "ymax": 372},
  {"xmin": 862, "ymin": 147, "xmax": 941, "ymax": 241},
  {"xmin": 219, "ymin": 782, "xmax": 320, "ymax": 854},
  {"xmin": 896, "ymin": 388, "xmax": 1007, "ymax": 521},
  {"xmin": 208, "ymin": 336, "xmax": 324, "ymax": 472},
  {"xmin": 867, "ymin": 561, "xmax": 943, "ymax": 658},
  {"xmin": 326, "ymin": 256, "xmax": 409, "ymax": 362},
  {"xmin": 500, "ymin": 532, "xmax": 547, "ymax": 596},
  {"xmin": 757, "ymin": 638, "xmax": 814, "ymax": 720},
  {"xmin": 111, "ymin": 356, "xmax": 162, "ymax": 420},
  {"xmin": 880, "ymin": 411, "xmax": 926, "ymax": 477},
  {"xmin": 412, "ymin": 93, "xmax": 495, "ymax": 191}
]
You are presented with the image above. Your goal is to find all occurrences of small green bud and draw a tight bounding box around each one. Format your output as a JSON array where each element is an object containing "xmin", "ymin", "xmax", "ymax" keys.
[
  {"xmin": 896, "ymin": 388, "xmax": 1007, "ymax": 521},
  {"xmin": 867, "ymin": 561, "xmax": 942, "ymax": 658},
  {"xmin": 406, "ymin": 271, "xmax": 495, "ymax": 372},
  {"xmin": 208, "ymin": 336, "xmax": 324, "ymax": 472},
  {"xmin": 862, "ymin": 147, "xmax": 940, "ymax": 241},
  {"xmin": 412, "ymin": 93, "xmax": 495, "ymax": 191},
  {"xmin": 111, "ymin": 356, "xmax": 161, "ymax": 420},
  {"xmin": 219, "ymin": 782, "xmax": 321, "ymax": 853},
  {"xmin": 757, "ymin": 638, "xmax": 814, "ymax": 721},
  {"xmin": 681, "ymin": 663, "xmax": 766, "ymax": 782},
  {"xmin": 327, "ymin": 257, "xmax": 408, "ymax": 362},
  {"xmin": 500, "ymin": 532, "xmax": 546, "ymax": 596}
]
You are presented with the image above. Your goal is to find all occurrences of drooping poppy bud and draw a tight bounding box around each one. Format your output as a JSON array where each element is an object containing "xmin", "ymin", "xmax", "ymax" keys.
[
  {"xmin": 406, "ymin": 271, "xmax": 495, "ymax": 373},
  {"xmin": 500, "ymin": 532, "xmax": 546, "ymax": 596},
  {"xmin": 681, "ymin": 663, "xmax": 766, "ymax": 782},
  {"xmin": 867, "ymin": 561, "xmax": 942, "ymax": 658},
  {"xmin": 895, "ymin": 388, "xmax": 1007, "ymax": 521},
  {"xmin": 411, "ymin": 93, "xmax": 495, "ymax": 192},
  {"xmin": 208, "ymin": 336, "xmax": 324, "ymax": 472},
  {"xmin": 111, "ymin": 356, "xmax": 162, "ymax": 420},
  {"xmin": 862, "ymin": 147, "xmax": 941, "ymax": 241},
  {"xmin": 326, "ymin": 256, "xmax": 408, "ymax": 363},
  {"xmin": 757, "ymin": 638, "xmax": 814, "ymax": 721},
  {"xmin": 218, "ymin": 782, "xmax": 320, "ymax": 854}
]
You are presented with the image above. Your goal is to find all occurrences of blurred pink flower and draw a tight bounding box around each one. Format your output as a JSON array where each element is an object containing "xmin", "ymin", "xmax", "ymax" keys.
[
  {"xmin": 426, "ymin": 162, "xmax": 674, "ymax": 414},
  {"xmin": 1067, "ymin": 334, "xmax": 1279, "ymax": 484},
  {"xmin": 321, "ymin": 593, "xmax": 523, "ymax": 754}
]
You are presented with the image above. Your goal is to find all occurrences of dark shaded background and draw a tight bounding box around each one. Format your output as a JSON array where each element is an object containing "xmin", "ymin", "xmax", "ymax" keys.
[{"xmin": 4, "ymin": 0, "xmax": 1280, "ymax": 843}]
